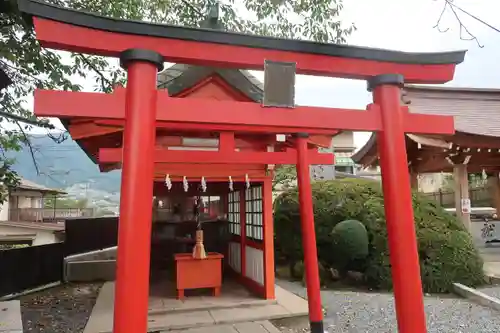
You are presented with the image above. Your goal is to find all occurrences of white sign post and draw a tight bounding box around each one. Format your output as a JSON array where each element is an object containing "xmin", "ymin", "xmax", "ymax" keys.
[{"xmin": 461, "ymin": 198, "xmax": 471, "ymax": 214}]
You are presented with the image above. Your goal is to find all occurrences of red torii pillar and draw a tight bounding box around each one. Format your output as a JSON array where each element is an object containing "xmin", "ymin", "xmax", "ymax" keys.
[
  {"xmin": 295, "ymin": 132, "xmax": 324, "ymax": 332},
  {"xmin": 113, "ymin": 49, "xmax": 164, "ymax": 333},
  {"xmin": 295, "ymin": 74, "xmax": 427, "ymax": 333},
  {"xmin": 368, "ymin": 74, "xmax": 426, "ymax": 333}
]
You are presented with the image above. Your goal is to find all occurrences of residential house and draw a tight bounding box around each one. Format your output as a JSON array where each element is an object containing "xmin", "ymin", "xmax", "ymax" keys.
[
  {"xmin": 273, "ymin": 132, "xmax": 358, "ymax": 200},
  {"xmin": 0, "ymin": 178, "xmax": 86, "ymax": 247},
  {"xmin": 311, "ymin": 131, "xmax": 357, "ymax": 181}
]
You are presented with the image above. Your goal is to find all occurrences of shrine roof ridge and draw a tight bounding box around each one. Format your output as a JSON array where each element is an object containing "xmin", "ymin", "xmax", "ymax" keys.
[{"xmin": 18, "ymin": 0, "xmax": 466, "ymax": 66}]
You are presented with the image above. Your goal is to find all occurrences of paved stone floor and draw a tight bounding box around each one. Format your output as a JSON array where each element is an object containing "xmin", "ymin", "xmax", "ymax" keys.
[
  {"xmin": 84, "ymin": 280, "xmax": 308, "ymax": 333},
  {"xmin": 0, "ymin": 300, "xmax": 22, "ymax": 333}
]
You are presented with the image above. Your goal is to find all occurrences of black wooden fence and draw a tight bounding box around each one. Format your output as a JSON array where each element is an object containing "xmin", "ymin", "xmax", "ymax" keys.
[
  {"xmin": 64, "ymin": 216, "xmax": 119, "ymax": 256},
  {"xmin": 0, "ymin": 217, "xmax": 119, "ymax": 297},
  {"xmin": 0, "ymin": 242, "xmax": 65, "ymax": 297}
]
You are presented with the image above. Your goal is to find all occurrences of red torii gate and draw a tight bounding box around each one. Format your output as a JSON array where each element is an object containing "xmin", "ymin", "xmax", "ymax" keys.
[{"xmin": 19, "ymin": 1, "xmax": 464, "ymax": 332}]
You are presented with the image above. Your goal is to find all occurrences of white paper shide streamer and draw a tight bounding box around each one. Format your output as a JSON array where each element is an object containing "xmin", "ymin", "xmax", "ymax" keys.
[
  {"xmin": 201, "ymin": 176, "xmax": 207, "ymax": 192},
  {"xmin": 164, "ymin": 174, "xmax": 172, "ymax": 190},
  {"xmin": 245, "ymin": 173, "xmax": 250, "ymax": 189}
]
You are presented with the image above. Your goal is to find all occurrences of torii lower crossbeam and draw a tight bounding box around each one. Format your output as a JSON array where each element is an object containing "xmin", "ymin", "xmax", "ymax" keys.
[
  {"xmin": 34, "ymin": 89, "xmax": 454, "ymax": 135},
  {"xmin": 99, "ymin": 148, "xmax": 334, "ymax": 165}
]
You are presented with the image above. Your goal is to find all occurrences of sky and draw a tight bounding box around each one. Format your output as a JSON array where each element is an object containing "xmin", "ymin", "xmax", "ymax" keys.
[{"xmin": 34, "ymin": 0, "xmax": 500, "ymax": 149}]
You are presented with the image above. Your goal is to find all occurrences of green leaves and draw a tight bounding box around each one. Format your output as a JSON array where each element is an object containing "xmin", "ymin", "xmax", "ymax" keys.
[
  {"xmin": 272, "ymin": 165, "xmax": 297, "ymax": 191},
  {"xmin": 274, "ymin": 179, "xmax": 485, "ymax": 293},
  {"xmin": 0, "ymin": 0, "xmax": 353, "ymax": 204}
]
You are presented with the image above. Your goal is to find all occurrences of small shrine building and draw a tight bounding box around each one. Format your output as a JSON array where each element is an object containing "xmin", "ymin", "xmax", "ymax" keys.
[
  {"xmin": 61, "ymin": 63, "xmax": 335, "ymax": 301},
  {"xmin": 353, "ymin": 85, "xmax": 500, "ymax": 230}
]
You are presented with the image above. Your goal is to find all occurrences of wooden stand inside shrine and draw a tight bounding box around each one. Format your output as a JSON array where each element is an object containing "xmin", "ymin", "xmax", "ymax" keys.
[{"xmin": 174, "ymin": 252, "xmax": 224, "ymax": 300}]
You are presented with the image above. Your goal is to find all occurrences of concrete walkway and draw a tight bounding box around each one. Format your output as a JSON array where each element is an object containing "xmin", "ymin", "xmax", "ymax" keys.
[
  {"xmin": 84, "ymin": 282, "xmax": 308, "ymax": 333},
  {"xmin": 0, "ymin": 300, "xmax": 22, "ymax": 333},
  {"xmin": 479, "ymin": 245, "xmax": 500, "ymax": 279},
  {"xmin": 484, "ymin": 261, "xmax": 500, "ymax": 277}
]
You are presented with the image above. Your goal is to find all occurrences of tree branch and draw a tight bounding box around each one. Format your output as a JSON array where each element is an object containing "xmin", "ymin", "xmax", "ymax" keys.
[
  {"xmin": 77, "ymin": 53, "xmax": 113, "ymax": 91},
  {"xmin": 0, "ymin": 110, "xmax": 55, "ymax": 129},
  {"xmin": 434, "ymin": 0, "xmax": 500, "ymax": 48},
  {"xmin": 179, "ymin": 0, "xmax": 204, "ymax": 17},
  {"xmin": 14, "ymin": 120, "xmax": 40, "ymax": 175}
]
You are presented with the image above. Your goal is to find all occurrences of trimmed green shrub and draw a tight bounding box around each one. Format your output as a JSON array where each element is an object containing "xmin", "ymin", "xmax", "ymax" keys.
[
  {"xmin": 330, "ymin": 219, "xmax": 369, "ymax": 275},
  {"xmin": 274, "ymin": 178, "xmax": 485, "ymax": 293}
]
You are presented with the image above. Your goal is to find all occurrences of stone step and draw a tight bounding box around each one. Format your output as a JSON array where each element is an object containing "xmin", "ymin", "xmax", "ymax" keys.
[
  {"xmin": 148, "ymin": 298, "xmax": 277, "ymax": 315},
  {"xmin": 145, "ymin": 303, "xmax": 306, "ymax": 332},
  {"xmin": 159, "ymin": 320, "xmax": 282, "ymax": 333}
]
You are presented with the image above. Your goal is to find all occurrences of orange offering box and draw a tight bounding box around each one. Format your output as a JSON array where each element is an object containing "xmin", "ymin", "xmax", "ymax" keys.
[{"xmin": 174, "ymin": 252, "xmax": 224, "ymax": 300}]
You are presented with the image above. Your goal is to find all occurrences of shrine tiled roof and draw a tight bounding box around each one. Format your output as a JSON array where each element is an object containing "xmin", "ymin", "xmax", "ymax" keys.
[{"xmin": 157, "ymin": 64, "xmax": 263, "ymax": 102}]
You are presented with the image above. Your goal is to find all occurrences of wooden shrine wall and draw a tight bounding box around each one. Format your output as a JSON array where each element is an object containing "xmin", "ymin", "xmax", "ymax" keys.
[
  {"xmin": 227, "ymin": 190, "xmax": 242, "ymax": 273},
  {"xmin": 227, "ymin": 184, "xmax": 265, "ymax": 292},
  {"xmin": 244, "ymin": 186, "xmax": 264, "ymax": 285}
]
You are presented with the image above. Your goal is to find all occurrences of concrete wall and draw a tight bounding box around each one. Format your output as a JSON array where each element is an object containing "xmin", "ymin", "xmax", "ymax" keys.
[
  {"xmin": 65, "ymin": 246, "xmax": 117, "ymax": 262},
  {"xmin": 0, "ymin": 197, "xmax": 9, "ymax": 221},
  {"xmin": 331, "ymin": 131, "xmax": 356, "ymax": 151},
  {"xmin": 418, "ymin": 173, "xmax": 447, "ymax": 193},
  {"xmin": 0, "ymin": 225, "xmax": 56, "ymax": 245},
  {"xmin": 64, "ymin": 247, "xmax": 117, "ymax": 282}
]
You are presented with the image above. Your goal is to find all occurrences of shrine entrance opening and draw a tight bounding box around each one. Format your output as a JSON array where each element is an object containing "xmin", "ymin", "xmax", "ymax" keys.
[{"xmin": 20, "ymin": 0, "xmax": 466, "ymax": 332}]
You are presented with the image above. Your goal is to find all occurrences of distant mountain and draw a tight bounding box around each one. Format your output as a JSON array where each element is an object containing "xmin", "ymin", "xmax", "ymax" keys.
[{"xmin": 6, "ymin": 134, "xmax": 121, "ymax": 196}]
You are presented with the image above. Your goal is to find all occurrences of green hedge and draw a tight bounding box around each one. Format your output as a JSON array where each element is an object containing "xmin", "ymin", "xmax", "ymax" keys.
[{"xmin": 273, "ymin": 178, "xmax": 485, "ymax": 293}]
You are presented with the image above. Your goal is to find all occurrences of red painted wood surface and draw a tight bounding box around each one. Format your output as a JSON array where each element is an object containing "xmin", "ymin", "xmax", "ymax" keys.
[
  {"xmin": 33, "ymin": 17, "xmax": 457, "ymax": 83},
  {"xmin": 23, "ymin": 4, "xmax": 462, "ymax": 332},
  {"xmin": 373, "ymin": 84, "xmax": 427, "ymax": 333},
  {"xmin": 174, "ymin": 253, "xmax": 224, "ymax": 300},
  {"xmin": 99, "ymin": 148, "xmax": 334, "ymax": 165},
  {"xmin": 34, "ymin": 89, "xmax": 454, "ymax": 135},
  {"xmin": 112, "ymin": 60, "xmax": 157, "ymax": 333}
]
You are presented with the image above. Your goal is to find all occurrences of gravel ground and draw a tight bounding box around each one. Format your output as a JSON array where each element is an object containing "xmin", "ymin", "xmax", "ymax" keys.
[
  {"xmin": 275, "ymin": 279, "xmax": 500, "ymax": 333},
  {"xmin": 20, "ymin": 282, "xmax": 102, "ymax": 333}
]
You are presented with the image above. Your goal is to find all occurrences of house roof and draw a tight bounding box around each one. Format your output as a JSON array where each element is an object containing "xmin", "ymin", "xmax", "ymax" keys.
[
  {"xmin": 403, "ymin": 85, "xmax": 500, "ymax": 138},
  {"xmin": 16, "ymin": 178, "xmax": 66, "ymax": 195},
  {"xmin": 157, "ymin": 64, "xmax": 263, "ymax": 102},
  {"xmin": 354, "ymin": 85, "xmax": 500, "ymax": 167}
]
